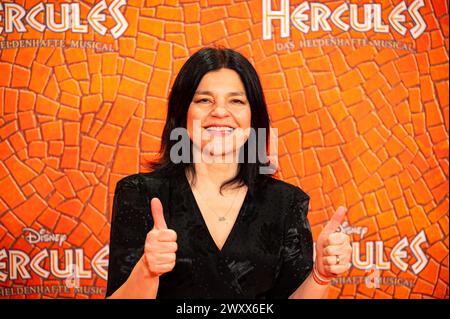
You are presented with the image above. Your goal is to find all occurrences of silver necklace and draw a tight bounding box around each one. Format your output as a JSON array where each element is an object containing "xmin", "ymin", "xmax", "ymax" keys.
[{"xmin": 192, "ymin": 185, "xmax": 241, "ymax": 222}]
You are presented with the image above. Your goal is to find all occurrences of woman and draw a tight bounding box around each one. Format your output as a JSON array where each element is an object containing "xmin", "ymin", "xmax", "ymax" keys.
[{"xmin": 106, "ymin": 47, "xmax": 351, "ymax": 299}]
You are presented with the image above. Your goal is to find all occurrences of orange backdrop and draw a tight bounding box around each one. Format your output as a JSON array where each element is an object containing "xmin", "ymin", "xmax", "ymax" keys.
[{"xmin": 0, "ymin": 0, "xmax": 448, "ymax": 299}]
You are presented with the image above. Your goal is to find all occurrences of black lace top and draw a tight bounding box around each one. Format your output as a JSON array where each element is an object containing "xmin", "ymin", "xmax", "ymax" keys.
[{"xmin": 105, "ymin": 170, "xmax": 313, "ymax": 299}]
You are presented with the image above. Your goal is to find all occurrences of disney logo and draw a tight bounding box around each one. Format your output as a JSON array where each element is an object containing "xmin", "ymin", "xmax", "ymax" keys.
[
  {"xmin": 338, "ymin": 221, "xmax": 368, "ymax": 239},
  {"xmin": 22, "ymin": 228, "xmax": 67, "ymax": 246}
]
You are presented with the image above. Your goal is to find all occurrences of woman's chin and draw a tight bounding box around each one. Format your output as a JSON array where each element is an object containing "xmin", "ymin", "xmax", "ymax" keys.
[{"xmin": 201, "ymin": 147, "xmax": 238, "ymax": 162}]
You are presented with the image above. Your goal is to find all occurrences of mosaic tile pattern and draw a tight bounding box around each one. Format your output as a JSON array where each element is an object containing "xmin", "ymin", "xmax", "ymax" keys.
[{"xmin": 0, "ymin": 0, "xmax": 448, "ymax": 298}]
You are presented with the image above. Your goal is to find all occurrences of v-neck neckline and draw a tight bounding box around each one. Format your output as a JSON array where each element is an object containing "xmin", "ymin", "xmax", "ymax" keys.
[{"xmin": 181, "ymin": 172, "xmax": 249, "ymax": 254}]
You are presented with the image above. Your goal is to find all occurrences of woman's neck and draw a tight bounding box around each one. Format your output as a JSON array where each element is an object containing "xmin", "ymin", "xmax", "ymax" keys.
[{"xmin": 189, "ymin": 162, "xmax": 239, "ymax": 194}]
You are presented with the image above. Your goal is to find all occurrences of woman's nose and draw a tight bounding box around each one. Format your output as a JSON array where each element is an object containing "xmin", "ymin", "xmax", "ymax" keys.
[{"xmin": 210, "ymin": 100, "xmax": 229, "ymax": 116}]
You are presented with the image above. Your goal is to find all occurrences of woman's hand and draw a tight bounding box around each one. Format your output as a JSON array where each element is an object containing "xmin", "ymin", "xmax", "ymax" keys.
[
  {"xmin": 143, "ymin": 198, "xmax": 178, "ymax": 277},
  {"xmin": 315, "ymin": 207, "xmax": 352, "ymax": 279}
]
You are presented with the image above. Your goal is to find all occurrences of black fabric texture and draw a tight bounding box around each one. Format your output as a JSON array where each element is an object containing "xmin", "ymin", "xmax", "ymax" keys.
[{"xmin": 106, "ymin": 170, "xmax": 313, "ymax": 299}]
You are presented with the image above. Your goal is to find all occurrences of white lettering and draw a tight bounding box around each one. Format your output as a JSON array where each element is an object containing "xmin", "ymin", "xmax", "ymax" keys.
[
  {"xmin": 310, "ymin": 3, "xmax": 332, "ymax": 32},
  {"xmin": 75, "ymin": 249, "xmax": 92, "ymax": 278},
  {"xmin": 0, "ymin": 249, "xmax": 7, "ymax": 282},
  {"xmin": 262, "ymin": 0, "xmax": 290, "ymax": 40},
  {"xmin": 262, "ymin": 0, "xmax": 427, "ymax": 39},
  {"xmin": 0, "ymin": 246, "xmax": 110, "ymax": 282},
  {"xmin": 390, "ymin": 237, "xmax": 409, "ymax": 271},
  {"xmin": 339, "ymin": 221, "xmax": 368, "ymax": 239},
  {"xmin": 373, "ymin": 4, "xmax": 389, "ymax": 33},
  {"xmin": 46, "ymin": 3, "xmax": 70, "ymax": 32},
  {"xmin": 410, "ymin": 230, "xmax": 428, "ymax": 274},
  {"xmin": 30, "ymin": 249, "xmax": 50, "ymax": 278},
  {"xmin": 109, "ymin": 0, "xmax": 128, "ymax": 39},
  {"xmin": 330, "ymin": 3, "xmax": 349, "ymax": 32},
  {"xmin": 87, "ymin": 0, "xmax": 108, "ymax": 36},
  {"xmin": 291, "ymin": 2, "xmax": 310, "ymax": 34},
  {"xmin": 25, "ymin": 3, "xmax": 45, "ymax": 32},
  {"xmin": 388, "ymin": 1, "xmax": 408, "ymax": 36},
  {"xmin": 349, "ymin": 4, "xmax": 372, "ymax": 32},
  {"xmin": 352, "ymin": 242, "xmax": 374, "ymax": 270},
  {"xmin": 70, "ymin": 3, "xmax": 88, "ymax": 33},
  {"xmin": 50, "ymin": 250, "xmax": 73, "ymax": 278},
  {"xmin": 0, "ymin": 1, "xmax": 128, "ymax": 38},
  {"xmin": 375, "ymin": 241, "xmax": 391, "ymax": 270},
  {"xmin": 23, "ymin": 228, "xmax": 67, "ymax": 246},
  {"xmin": 9, "ymin": 250, "xmax": 31, "ymax": 280},
  {"xmin": 92, "ymin": 245, "xmax": 109, "ymax": 280},
  {"xmin": 409, "ymin": 0, "xmax": 427, "ymax": 39},
  {"xmin": 4, "ymin": 3, "xmax": 27, "ymax": 33}
]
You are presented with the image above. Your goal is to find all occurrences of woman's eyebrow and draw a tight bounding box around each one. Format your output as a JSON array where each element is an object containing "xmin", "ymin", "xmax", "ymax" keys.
[
  {"xmin": 229, "ymin": 91, "xmax": 245, "ymax": 96},
  {"xmin": 194, "ymin": 90, "xmax": 245, "ymax": 96},
  {"xmin": 194, "ymin": 90, "xmax": 213, "ymax": 95}
]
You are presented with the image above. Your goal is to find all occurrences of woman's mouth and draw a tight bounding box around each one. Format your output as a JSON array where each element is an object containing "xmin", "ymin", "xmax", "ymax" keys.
[{"xmin": 204, "ymin": 126, "xmax": 235, "ymax": 136}]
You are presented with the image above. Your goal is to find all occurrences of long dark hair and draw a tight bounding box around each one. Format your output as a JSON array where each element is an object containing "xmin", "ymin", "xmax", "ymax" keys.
[{"xmin": 149, "ymin": 47, "xmax": 272, "ymax": 194}]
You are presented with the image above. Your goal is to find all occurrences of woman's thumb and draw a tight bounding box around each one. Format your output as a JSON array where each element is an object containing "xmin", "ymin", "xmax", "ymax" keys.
[{"xmin": 150, "ymin": 197, "xmax": 167, "ymax": 230}]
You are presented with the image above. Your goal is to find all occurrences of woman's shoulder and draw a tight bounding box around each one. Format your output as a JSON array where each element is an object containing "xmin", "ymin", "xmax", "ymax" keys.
[
  {"xmin": 256, "ymin": 175, "xmax": 309, "ymax": 201},
  {"xmin": 115, "ymin": 170, "xmax": 170, "ymax": 192}
]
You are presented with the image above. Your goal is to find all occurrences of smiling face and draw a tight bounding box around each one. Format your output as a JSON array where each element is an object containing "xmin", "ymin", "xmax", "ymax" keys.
[{"xmin": 186, "ymin": 68, "xmax": 252, "ymax": 158}]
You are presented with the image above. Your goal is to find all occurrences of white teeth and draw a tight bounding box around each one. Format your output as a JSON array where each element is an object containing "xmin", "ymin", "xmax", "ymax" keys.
[{"xmin": 205, "ymin": 127, "xmax": 234, "ymax": 132}]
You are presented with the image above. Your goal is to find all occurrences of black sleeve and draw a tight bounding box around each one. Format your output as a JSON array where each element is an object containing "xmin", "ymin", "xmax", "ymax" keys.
[
  {"xmin": 266, "ymin": 188, "xmax": 313, "ymax": 299},
  {"xmin": 105, "ymin": 175, "xmax": 153, "ymax": 297}
]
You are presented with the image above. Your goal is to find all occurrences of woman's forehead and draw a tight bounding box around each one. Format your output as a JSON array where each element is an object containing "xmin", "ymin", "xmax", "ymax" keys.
[{"xmin": 195, "ymin": 69, "xmax": 246, "ymax": 93}]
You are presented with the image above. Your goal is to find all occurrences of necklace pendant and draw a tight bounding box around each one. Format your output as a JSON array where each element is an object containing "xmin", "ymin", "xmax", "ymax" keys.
[{"xmin": 218, "ymin": 217, "xmax": 226, "ymax": 222}]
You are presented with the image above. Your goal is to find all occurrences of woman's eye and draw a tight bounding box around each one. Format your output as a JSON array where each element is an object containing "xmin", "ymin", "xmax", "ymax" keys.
[
  {"xmin": 195, "ymin": 98, "xmax": 211, "ymax": 103},
  {"xmin": 231, "ymin": 99, "xmax": 245, "ymax": 104}
]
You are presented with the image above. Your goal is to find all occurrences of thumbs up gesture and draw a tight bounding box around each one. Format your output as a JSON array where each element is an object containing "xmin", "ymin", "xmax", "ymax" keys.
[
  {"xmin": 143, "ymin": 198, "xmax": 178, "ymax": 277},
  {"xmin": 315, "ymin": 206, "xmax": 352, "ymax": 279}
]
